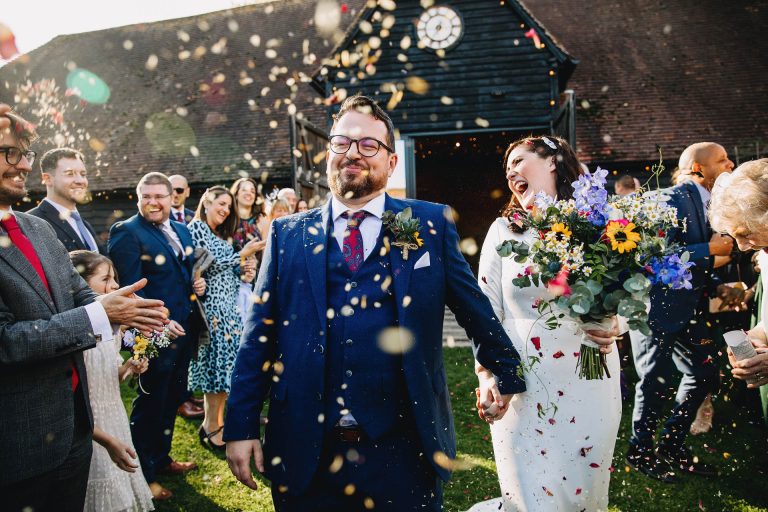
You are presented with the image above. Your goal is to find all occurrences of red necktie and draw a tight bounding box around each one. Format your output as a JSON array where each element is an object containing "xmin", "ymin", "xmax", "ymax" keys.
[
  {"xmin": 176, "ymin": 211, "xmax": 184, "ymax": 222},
  {"xmin": 341, "ymin": 211, "xmax": 368, "ymax": 273},
  {"xmin": 1, "ymin": 215, "xmax": 80, "ymax": 392}
]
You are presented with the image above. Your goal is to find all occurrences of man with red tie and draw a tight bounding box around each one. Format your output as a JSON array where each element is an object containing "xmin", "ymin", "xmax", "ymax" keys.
[
  {"xmin": 0, "ymin": 105, "xmax": 168, "ymax": 512},
  {"xmin": 169, "ymin": 174, "xmax": 195, "ymax": 225}
]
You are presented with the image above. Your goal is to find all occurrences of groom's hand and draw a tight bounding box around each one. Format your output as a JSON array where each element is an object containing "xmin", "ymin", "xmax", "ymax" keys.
[
  {"xmin": 226, "ymin": 439, "xmax": 264, "ymax": 490},
  {"xmin": 475, "ymin": 373, "xmax": 514, "ymax": 424}
]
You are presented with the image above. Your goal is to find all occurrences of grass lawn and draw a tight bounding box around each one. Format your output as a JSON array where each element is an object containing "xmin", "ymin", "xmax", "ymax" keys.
[{"xmin": 121, "ymin": 347, "xmax": 768, "ymax": 511}]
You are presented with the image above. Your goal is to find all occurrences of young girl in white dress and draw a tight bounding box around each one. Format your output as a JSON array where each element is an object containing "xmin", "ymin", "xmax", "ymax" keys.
[
  {"xmin": 471, "ymin": 136, "xmax": 622, "ymax": 512},
  {"xmin": 70, "ymin": 251, "xmax": 155, "ymax": 512}
]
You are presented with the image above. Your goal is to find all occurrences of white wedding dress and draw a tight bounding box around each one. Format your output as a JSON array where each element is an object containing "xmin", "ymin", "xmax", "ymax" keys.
[{"xmin": 469, "ymin": 219, "xmax": 622, "ymax": 512}]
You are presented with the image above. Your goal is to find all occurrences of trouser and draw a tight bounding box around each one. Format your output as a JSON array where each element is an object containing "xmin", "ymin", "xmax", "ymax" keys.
[
  {"xmin": 272, "ymin": 426, "xmax": 443, "ymax": 512},
  {"xmin": 3, "ymin": 386, "xmax": 92, "ymax": 512},
  {"xmin": 130, "ymin": 332, "xmax": 193, "ymax": 483},
  {"xmin": 629, "ymin": 319, "xmax": 720, "ymax": 451}
]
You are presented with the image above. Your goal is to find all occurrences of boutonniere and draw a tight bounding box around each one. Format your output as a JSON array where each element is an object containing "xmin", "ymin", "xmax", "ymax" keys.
[{"xmin": 382, "ymin": 207, "xmax": 424, "ymax": 261}]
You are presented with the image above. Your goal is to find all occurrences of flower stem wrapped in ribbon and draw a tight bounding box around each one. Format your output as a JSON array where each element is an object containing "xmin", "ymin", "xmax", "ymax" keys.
[
  {"xmin": 496, "ymin": 156, "xmax": 693, "ymax": 379},
  {"xmin": 382, "ymin": 207, "xmax": 424, "ymax": 261}
]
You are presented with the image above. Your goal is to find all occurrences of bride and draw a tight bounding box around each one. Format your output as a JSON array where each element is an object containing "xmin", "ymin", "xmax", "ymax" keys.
[{"xmin": 471, "ymin": 136, "xmax": 622, "ymax": 511}]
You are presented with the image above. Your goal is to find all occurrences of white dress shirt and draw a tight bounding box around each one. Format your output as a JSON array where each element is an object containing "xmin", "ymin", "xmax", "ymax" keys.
[
  {"xmin": 330, "ymin": 192, "xmax": 386, "ymax": 261},
  {"xmin": 44, "ymin": 198, "xmax": 99, "ymax": 250},
  {"xmin": 171, "ymin": 207, "xmax": 187, "ymax": 223},
  {"xmin": 0, "ymin": 206, "xmax": 111, "ymax": 341},
  {"xmin": 690, "ymin": 181, "xmax": 711, "ymax": 220}
]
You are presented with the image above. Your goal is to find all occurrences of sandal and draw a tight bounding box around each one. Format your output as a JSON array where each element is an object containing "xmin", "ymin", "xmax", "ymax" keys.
[
  {"xmin": 149, "ymin": 483, "xmax": 173, "ymax": 501},
  {"xmin": 198, "ymin": 425, "xmax": 226, "ymax": 451}
]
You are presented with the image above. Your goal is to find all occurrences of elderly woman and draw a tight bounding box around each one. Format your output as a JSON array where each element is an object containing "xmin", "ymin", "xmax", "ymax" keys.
[{"xmin": 709, "ymin": 158, "xmax": 768, "ymax": 390}]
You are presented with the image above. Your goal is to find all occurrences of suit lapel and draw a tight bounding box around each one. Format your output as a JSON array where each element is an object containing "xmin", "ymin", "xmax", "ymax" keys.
[
  {"xmin": 684, "ymin": 182, "xmax": 708, "ymax": 238},
  {"xmin": 41, "ymin": 200, "xmax": 87, "ymax": 250},
  {"xmin": 384, "ymin": 195, "xmax": 414, "ymax": 321},
  {"xmin": 304, "ymin": 205, "xmax": 329, "ymax": 328},
  {"xmin": 140, "ymin": 216, "xmax": 184, "ymax": 270},
  {"xmin": 0, "ymin": 215, "xmax": 57, "ymax": 313}
]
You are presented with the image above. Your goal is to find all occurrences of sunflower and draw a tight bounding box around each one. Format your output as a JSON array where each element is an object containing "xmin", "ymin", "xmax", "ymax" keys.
[
  {"xmin": 550, "ymin": 222, "xmax": 572, "ymax": 239},
  {"xmin": 605, "ymin": 220, "xmax": 641, "ymax": 253}
]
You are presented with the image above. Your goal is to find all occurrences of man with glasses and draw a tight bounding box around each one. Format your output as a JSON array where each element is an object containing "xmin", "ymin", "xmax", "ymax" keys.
[
  {"xmin": 0, "ymin": 104, "xmax": 168, "ymax": 511},
  {"xmin": 225, "ymin": 94, "xmax": 525, "ymax": 511},
  {"xmin": 108, "ymin": 172, "xmax": 206, "ymax": 500},
  {"xmin": 168, "ymin": 174, "xmax": 195, "ymax": 224},
  {"xmin": 27, "ymin": 147, "xmax": 104, "ymax": 254}
]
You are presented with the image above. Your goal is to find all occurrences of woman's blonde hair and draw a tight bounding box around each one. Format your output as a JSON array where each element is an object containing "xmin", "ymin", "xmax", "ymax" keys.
[{"xmin": 709, "ymin": 158, "xmax": 768, "ymax": 236}]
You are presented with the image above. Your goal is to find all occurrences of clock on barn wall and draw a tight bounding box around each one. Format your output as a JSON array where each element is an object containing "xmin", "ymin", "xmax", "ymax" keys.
[{"xmin": 416, "ymin": 5, "xmax": 464, "ymax": 51}]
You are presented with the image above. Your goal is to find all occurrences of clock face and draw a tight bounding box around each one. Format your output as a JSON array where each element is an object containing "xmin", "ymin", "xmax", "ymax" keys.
[{"xmin": 416, "ymin": 6, "xmax": 464, "ymax": 51}]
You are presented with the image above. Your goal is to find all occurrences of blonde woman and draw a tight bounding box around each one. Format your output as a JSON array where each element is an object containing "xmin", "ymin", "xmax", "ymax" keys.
[{"xmin": 709, "ymin": 158, "xmax": 768, "ymax": 387}]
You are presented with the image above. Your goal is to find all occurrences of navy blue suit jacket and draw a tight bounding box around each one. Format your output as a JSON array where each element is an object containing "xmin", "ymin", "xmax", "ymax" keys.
[
  {"xmin": 649, "ymin": 181, "xmax": 717, "ymax": 333},
  {"xmin": 107, "ymin": 214, "xmax": 196, "ymax": 325},
  {"xmin": 224, "ymin": 194, "xmax": 525, "ymax": 493}
]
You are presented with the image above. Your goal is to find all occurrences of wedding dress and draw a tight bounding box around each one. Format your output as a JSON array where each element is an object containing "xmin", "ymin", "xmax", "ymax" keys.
[{"xmin": 469, "ymin": 219, "xmax": 622, "ymax": 512}]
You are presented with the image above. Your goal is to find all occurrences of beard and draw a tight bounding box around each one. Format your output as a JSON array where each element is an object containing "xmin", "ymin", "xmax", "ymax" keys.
[{"xmin": 328, "ymin": 160, "xmax": 388, "ymax": 199}]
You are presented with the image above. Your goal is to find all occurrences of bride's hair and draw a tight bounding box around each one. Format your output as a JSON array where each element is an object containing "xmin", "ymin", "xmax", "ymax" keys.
[{"xmin": 501, "ymin": 135, "xmax": 583, "ymax": 232}]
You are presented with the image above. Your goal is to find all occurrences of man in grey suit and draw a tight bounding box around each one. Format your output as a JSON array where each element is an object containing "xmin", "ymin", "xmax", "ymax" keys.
[{"xmin": 0, "ymin": 105, "xmax": 169, "ymax": 512}]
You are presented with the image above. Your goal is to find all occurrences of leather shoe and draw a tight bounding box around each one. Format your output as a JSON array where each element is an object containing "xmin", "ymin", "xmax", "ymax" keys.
[
  {"xmin": 177, "ymin": 401, "xmax": 204, "ymax": 419},
  {"xmin": 656, "ymin": 445, "xmax": 718, "ymax": 477},
  {"xmin": 190, "ymin": 396, "xmax": 204, "ymax": 406},
  {"xmin": 158, "ymin": 460, "xmax": 198, "ymax": 475},
  {"xmin": 626, "ymin": 445, "xmax": 677, "ymax": 483}
]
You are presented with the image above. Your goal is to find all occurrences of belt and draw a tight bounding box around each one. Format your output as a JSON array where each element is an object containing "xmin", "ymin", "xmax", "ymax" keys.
[{"xmin": 333, "ymin": 425, "xmax": 364, "ymax": 443}]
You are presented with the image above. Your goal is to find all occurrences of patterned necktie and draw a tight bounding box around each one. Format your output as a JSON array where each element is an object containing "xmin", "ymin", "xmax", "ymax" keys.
[
  {"xmin": 70, "ymin": 210, "xmax": 97, "ymax": 251},
  {"xmin": 341, "ymin": 211, "xmax": 368, "ymax": 273},
  {"xmin": 1, "ymin": 214, "xmax": 79, "ymax": 392}
]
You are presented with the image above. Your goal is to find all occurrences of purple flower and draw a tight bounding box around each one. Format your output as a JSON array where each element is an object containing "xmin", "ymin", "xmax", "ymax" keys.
[
  {"xmin": 122, "ymin": 329, "xmax": 136, "ymax": 348},
  {"xmin": 648, "ymin": 253, "xmax": 694, "ymax": 290},
  {"xmin": 572, "ymin": 167, "xmax": 609, "ymax": 226}
]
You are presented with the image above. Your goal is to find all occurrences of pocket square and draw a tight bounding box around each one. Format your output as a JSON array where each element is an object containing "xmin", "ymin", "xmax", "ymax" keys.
[{"xmin": 414, "ymin": 252, "xmax": 431, "ymax": 270}]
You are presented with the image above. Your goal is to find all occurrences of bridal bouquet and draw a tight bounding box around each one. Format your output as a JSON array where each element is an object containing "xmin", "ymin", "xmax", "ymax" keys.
[
  {"xmin": 497, "ymin": 166, "xmax": 693, "ymax": 379},
  {"xmin": 122, "ymin": 326, "xmax": 172, "ymax": 361}
]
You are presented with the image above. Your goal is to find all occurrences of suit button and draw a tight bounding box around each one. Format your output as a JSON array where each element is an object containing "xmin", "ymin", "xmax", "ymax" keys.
[
  {"xmin": 316, "ymin": 392, "xmax": 323, "ymax": 401},
  {"xmin": 350, "ymin": 281, "xmax": 358, "ymax": 288},
  {"xmin": 318, "ymin": 345, "xmax": 325, "ymax": 355},
  {"xmin": 345, "ymin": 339, "xmax": 353, "ymax": 346},
  {"xmin": 345, "ymin": 370, "xmax": 353, "ymax": 377}
]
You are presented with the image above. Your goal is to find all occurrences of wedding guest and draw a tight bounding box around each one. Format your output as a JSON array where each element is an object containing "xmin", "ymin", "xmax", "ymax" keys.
[
  {"xmin": 0, "ymin": 104, "xmax": 167, "ymax": 512},
  {"xmin": 472, "ymin": 135, "xmax": 621, "ymax": 511},
  {"xmin": 277, "ymin": 187, "xmax": 298, "ymax": 212},
  {"xmin": 27, "ymin": 147, "xmax": 104, "ymax": 253},
  {"xmin": 108, "ymin": 172, "xmax": 206, "ymax": 500},
  {"xmin": 169, "ymin": 174, "xmax": 195, "ymax": 224},
  {"xmin": 168, "ymin": 173, "xmax": 205, "ymax": 421},
  {"xmin": 614, "ymin": 173, "xmax": 641, "ymax": 196},
  {"xmin": 261, "ymin": 198, "xmax": 291, "ymax": 240},
  {"xmin": 224, "ymin": 94, "xmax": 525, "ymax": 511},
  {"xmin": 231, "ymin": 177, "xmax": 266, "ymax": 321},
  {"xmin": 187, "ymin": 186, "xmax": 258, "ymax": 450},
  {"xmin": 70, "ymin": 250, "xmax": 155, "ymax": 510},
  {"xmin": 627, "ymin": 142, "xmax": 735, "ymax": 482},
  {"xmin": 709, "ymin": 159, "xmax": 768, "ymax": 388},
  {"xmin": 296, "ymin": 199, "xmax": 309, "ymax": 212}
]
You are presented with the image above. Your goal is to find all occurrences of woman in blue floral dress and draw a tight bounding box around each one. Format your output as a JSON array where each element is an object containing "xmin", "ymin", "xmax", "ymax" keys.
[{"xmin": 187, "ymin": 186, "xmax": 260, "ymax": 450}]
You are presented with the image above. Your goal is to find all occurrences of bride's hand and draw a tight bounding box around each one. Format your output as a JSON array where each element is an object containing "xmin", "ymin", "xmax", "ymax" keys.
[
  {"xmin": 475, "ymin": 371, "xmax": 510, "ymax": 424},
  {"xmin": 583, "ymin": 316, "xmax": 620, "ymax": 354}
]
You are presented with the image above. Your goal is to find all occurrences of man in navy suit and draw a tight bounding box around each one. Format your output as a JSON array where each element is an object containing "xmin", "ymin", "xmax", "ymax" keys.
[
  {"xmin": 108, "ymin": 172, "xmax": 206, "ymax": 499},
  {"xmin": 627, "ymin": 142, "xmax": 735, "ymax": 482},
  {"xmin": 27, "ymin": 147, "xmax": 105, "ymax": 254},
  {"xmin": 169, "ymin": 174, "xmax": 196, "ymax": 224},
  {"xmin": 224, "ymin": 95, "xmax": 525, "ymax": 511}
]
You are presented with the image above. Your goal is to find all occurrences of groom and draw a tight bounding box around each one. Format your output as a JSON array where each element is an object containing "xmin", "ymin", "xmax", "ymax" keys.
[{"xmin": 225, "ymin": 95, "xmax": 525, "ymax": 511}]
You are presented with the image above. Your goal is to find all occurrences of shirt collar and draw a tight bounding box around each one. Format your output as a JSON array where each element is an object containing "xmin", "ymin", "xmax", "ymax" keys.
[
  {"xmin": 0, "ymin": 206, "xmax": 13, "ymax": 221},
  {"xmin": 171, "ymin": 206, "xmax": 185, "ymax": 215},
  {"xmin": 331, "ymin": 192, "xmax": 386, "ymax": 222},
  {"xmin": 691, "ymin": 181, "xmax": 711, "ymax": 205},
  {"xmin": 45, "ymin": 197, "xmax": 78, "ymax": 215}
]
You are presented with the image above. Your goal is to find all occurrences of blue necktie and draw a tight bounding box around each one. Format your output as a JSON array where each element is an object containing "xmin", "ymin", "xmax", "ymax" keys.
[{"xmin": 71, "ymin": 211, "xmax": 97, "ymax": 251}]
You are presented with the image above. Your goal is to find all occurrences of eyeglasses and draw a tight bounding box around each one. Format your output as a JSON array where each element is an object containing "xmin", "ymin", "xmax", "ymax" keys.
[
  {"xmin": 328, "ymin": 135, "xmax": 393, "ymax": 157},
  {"xmin": 0, "ymin": 147, "xmax": 36, "ymax": 166},
  {"xmin": 173, "ymin": 187, "xmax": 186, "ymax": 194},
  {"xmin": 140, "ymin": 194, "xmax": 171, "ymax": 202}
]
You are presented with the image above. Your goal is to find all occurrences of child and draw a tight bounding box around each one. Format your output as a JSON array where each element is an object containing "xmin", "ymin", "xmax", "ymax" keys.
[{"xmin": 69, "ymin": 250, "xmax": 157, "ymax": 510}]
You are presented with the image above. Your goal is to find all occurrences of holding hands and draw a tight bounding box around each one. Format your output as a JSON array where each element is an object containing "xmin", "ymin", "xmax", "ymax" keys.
[{"xmin": 474, "ymin": 366, "xmax": 513, "ymax": 424}]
